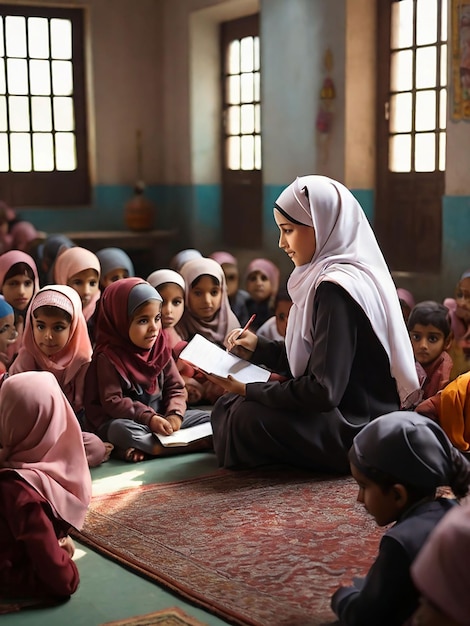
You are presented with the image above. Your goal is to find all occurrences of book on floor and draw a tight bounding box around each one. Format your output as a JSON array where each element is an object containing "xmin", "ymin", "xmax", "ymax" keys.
[
  {"xmin": 156, "ymin": 421, "xmax": 213, "ymax": 447},
  {"xmin": 178, "ymin": 333, "xmax": 271, "ymax": 384}
]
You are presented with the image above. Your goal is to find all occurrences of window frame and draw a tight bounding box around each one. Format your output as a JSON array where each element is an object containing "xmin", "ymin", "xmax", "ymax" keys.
[{"xmin": 0, "ymin": 4, "xmax": 90, "ymax": 207}]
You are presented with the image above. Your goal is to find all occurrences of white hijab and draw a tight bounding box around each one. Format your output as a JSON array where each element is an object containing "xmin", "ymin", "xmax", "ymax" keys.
[{"xmin": 276, "ymin": 175, "xmax": 420, "ymax": 408}]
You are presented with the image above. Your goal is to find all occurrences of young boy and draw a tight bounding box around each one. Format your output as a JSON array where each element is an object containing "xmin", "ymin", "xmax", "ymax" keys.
[{"xmin": 407, "ymin": 300, "xmax": 453, "ymax": 400}]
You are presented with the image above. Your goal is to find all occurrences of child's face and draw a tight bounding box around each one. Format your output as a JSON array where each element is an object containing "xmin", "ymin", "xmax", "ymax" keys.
[
  {"xmin": 187, "ymin": 276, "xmax": 222, "ymax": 322},
  {"xmin": 0, "ymin": 312, "xmax": 17, "ymax": 354},
  {"xmin": 351, "ymin": 463, "xmax": 404, "ymax": 527},
  {"xmin": 2, "ymin": 273, "xmax": 34, "ymax": 312},
  {"xmin": 455, "ymin": 277, "xmax": 470, "ymax": 323},
  {"xmin": 67, "ymin": 268, "xmax": 99, "ymax": 308},
  {"xmin": 33, "ymin": 311, "xmax": 72, "ymax": 357},
  {"xmin": 128, "ymin": 299, "xmax": 162, "ymax": 350},
  {"xmin": 222, "ymin": 263, "xmax": 239, "ymax": 299},
  {"xmin": 158, "ymin": 283, "xmax": 184, "ymax": 329},
  {"xmin": 409, "ymin": 323, "xmax": 450, "ymax": 367},
  {"xmin": 275, "ymin": 300, "xmax": 293, "ymax": 338},
  {"xmin": 101, "ymin": 268, "xmax": 129, "ymax": 288},
  {"xmin": 246, "ymin": 270, "xmax": 272, "ymax": 303},
  {"xmin": 411, "ymin": 597, "xmax": 459, "ymax": 626}
]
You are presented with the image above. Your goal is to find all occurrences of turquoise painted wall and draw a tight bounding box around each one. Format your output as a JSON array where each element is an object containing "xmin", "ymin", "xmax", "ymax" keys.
[{"xmin": 16, "ymin": 184, "xmax": 470, "ymax": 298}]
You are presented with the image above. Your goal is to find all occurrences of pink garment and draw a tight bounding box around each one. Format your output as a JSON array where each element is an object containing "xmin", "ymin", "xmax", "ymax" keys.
[
  {"xmin": 411, "ymin": 502, "xmax": 470, "ymax": 625},
  {"xmin": 0, "ymin": 249, "xmax": 40, "ymax": 296},
  {"xmin": 444, "ymin": 297, "xmax": 468, "ymax": 342},
  {"xmin": 244, "ymin": 257, "xmax": 280, "ymax": 297},
  {"xmin": 9, "ymin": 221, "xmax": 39, "ymax": 252},
  {"xmin": 53, "ymin": 246, "xmax": 101, "ymax": 321},
  {"xmin": 10, "ymin": 285, "xmax": 92, "ymax": 413},
  {"xmin": 396, "ymin": 288, "xmax": 415, "ymax": 311},
  {"xmin": 177, "ymin": 257, "xmax": 240, "ymax": 345},
  {"xmin": 0, "ymin": 250, "xmax": 40, "ymax": 360},
  {"xmin": 0, "ymin": 371, "xmax": 91, "ymax": 530},
  {"xmin": 419, "ymin": 351, "xmax": 453, "ymax": 400},
  {"xmin": 210, "ymin": 251, "xmax": 238, "ymax": 266}
]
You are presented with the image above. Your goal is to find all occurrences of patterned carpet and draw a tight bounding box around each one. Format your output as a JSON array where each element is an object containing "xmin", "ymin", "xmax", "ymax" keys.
[
  {"xmin": 101, "ymin": 606, "xmax": 208, "ymax": 625},
  {"xmin": 74, "ymin": 468, "xmax": 384, "ymax": 626}
]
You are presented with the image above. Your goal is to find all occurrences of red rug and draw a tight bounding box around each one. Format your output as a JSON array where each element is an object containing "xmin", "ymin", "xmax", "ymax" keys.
[
  {"xmin": 74, "ymin": 469, "xmax": 385, "ymax": 626},
  {"xmin": 101, "ymin": 606, "xmax": 208, "ymax": 625}
]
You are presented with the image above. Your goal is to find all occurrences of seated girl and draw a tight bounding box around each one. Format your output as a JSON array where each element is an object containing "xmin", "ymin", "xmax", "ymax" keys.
[
  {"xmin": 0, "ymin": 371, "xmax": 91, "ymax": 602},
  {"xmin": 0, "ymin": 250, "xmax": 40, "ymax": 365},
  {"xmin": 96, "ymin": 247, "xmax": 135, "ymax": 289},
  {"xmin": 243, "ymin": 257, "xmax": 281, "ymax": 331},
  {"xmin": 53, "ymin": 246, "xmax": 101, "ymax": 341},
  {"xmin": 84, "ymin": 277, "xmax": 210, "ymax": 463},
  {"xmin": 175, "ymin": 257, "xmax": 241, "ymax": 405},
  {"xmin": 9, "ymin": 285, "xmax": 112, "ymax": 467}
]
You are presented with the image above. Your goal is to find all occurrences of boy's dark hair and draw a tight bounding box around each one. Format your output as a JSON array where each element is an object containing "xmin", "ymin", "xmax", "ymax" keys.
[
  {"xmin": 407, "ymin": 300, "xmax": 451, "ymax": 338},
  {"xmin": 33, "ymin": 305, "xmax": 72, "ymax": 324},
  {"xmin": 4, "ymin": 262, "xmax": 35, "ymax": 282}
]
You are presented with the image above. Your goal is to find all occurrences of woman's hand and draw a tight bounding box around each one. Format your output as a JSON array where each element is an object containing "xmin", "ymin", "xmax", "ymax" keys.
[
  {"xmin": 149, "ymin": 414, "xmax": 174, "ymax": 435},
  {"xmin": 224, "ymin": 328, "xmax": 258, "ymax": 360},
  {"xmin": 203, "ymin": 372, "xmax": 246, "ymax": 397}
]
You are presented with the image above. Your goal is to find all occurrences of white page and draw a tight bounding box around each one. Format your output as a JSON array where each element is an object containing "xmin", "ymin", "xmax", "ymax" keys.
[
  {"xmin": 156, "ymin": 421, "xmax": 213, "ymax": 447},
  {"xmin": 178, "ymin": 334, "xmax": 271, "ymax": 383}
]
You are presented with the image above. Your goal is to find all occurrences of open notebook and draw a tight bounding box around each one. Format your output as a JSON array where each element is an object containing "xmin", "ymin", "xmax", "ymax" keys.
[
  {"xmin": 156, "ymin": 421, "xmax": 213, "ymax": 447},
  {"xmin": 178, "ymin": 333, "xmax": 271, "ymax": 384}
]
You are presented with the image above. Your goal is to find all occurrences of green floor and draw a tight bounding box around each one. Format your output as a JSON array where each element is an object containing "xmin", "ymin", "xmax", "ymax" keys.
[{"xmin": 3, "ymin": 452, "xmax": 231, "ymax": 626}]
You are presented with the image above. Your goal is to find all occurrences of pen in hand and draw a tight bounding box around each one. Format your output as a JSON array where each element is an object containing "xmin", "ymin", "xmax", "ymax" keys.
[{"xmin": 236, "ymin": 314, "xmax": 256, "ymax": 340}]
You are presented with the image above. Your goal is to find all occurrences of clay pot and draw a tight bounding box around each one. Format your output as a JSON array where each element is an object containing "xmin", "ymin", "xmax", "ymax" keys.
[{"xmin": 124, "ymin": 188, "xmax": 155, "ymax": 231}]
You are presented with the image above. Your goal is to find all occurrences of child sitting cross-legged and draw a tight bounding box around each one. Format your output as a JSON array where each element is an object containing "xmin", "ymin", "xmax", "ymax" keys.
[
  {"xmin": 331, "ymin": 411, "xmax": 470, "ymax": 626},
  {"xmin": 84, "ymin": 277, "xmax": 211, "ymax": 463},
  {"xmin": 9, "ymin": 285, "xmax": 113, "ymax": 467},
  {"xmin": 0, "ymin": 371, "xmax": 91, "ymax": 602},
  {"xmin": 407, "ymin": 300, "xmax": 453, "ymax": 400}
]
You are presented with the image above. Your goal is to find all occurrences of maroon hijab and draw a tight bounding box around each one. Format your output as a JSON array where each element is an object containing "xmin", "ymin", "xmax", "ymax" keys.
[{"xmin": 93, "ymin": 277, "xmax": 171, "ymax": 393}]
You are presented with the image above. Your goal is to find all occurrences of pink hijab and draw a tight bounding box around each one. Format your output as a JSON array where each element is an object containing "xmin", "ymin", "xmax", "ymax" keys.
[
  {"xmin": 411, "ymin": 502, "xmax": 470, "ymax": 624},
  {"xmin": 177, "ymin": 257, "xmax": 240, "ymax": 345},
  {"xmin": 0, "ymin": 371, "xmax": 91, "ymax": 529},
  {"xmin": 0, "ymin": 249, "xmax": 40, "ymax": 296},
  {"xmin": 244, "ymin": 258, "xmax": 280, "ymax": 298},
  {"xmin": 10, "ymin": 285, "xmax": 92, "ymax": 396},
  {"xmin": 53, "ymin": 246, "xmax": 101, "ymax": 321},
  {"xmin": 0, "ymin": 250, "xmax": 40, "ymax": 358}
]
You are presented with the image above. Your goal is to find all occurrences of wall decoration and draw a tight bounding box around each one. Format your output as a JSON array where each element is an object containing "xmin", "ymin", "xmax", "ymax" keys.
[
  {"xmin": 316, "ymin": 48, "xmax": 336, "ymax": 168},
  {"xmin": 452, "ymin": 0, "xmax": 470, "ymax": 120}
]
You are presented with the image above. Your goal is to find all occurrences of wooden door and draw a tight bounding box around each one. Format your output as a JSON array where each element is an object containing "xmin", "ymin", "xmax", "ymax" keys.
[
  {"xmin": 220, "ymin": 14, "xmax": 262, "ymax": 248},
  {"xmin": 375, "ymin": 0, "xmax": 447, "ymax": 272}
]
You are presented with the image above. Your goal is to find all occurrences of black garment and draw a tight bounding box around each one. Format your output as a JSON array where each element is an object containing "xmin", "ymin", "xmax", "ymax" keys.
[
  {"xmin": 211, "ymin": 282, "xmax": 400, "ymax": 472},
  {"xmin": 331, "ymin": 498, "xmax": 457, "ymax": 626}
]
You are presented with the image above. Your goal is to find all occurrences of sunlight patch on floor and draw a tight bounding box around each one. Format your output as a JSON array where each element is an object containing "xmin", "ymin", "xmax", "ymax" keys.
[
  {"xmin": 92, "ymin": 469, "xmax": 145, "ymax": 496},
  {"xmin": 72, "ymin": 547, "xmax": 87, "ymax": 561}
]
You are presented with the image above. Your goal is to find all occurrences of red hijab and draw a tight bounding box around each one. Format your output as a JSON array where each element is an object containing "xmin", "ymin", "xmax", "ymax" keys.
[{"xmin": 93, "ymin": 277, "xmax": 171, "ymax": 393}]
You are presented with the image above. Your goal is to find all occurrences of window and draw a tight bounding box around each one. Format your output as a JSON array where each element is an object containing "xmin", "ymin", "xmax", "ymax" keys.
[
  {"xmin": 388, "ymin": 0, "xmax": 447, "ymax": 172},
  {"xmin": 0, "ymin": 5, "xmax": 89, "ymax": 206},
  {"xmin": 223, "ymin": 32, "xmax": 261, "ymax": 171}
]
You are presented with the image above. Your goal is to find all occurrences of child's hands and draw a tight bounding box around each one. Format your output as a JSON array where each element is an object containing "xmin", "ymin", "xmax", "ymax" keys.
[
  {"xmin": 165, "ymin": 413, "xmax": 183, "ymax": 432},
  {"xmin": 149, "ymin": 414, "xmax": 174, "ymax": 435},
  {"xmin": 58, "ymin": 535, "xmax": 75, "ymax": 558}
]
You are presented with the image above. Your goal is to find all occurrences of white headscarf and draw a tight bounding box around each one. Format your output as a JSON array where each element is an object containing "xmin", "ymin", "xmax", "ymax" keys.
[{"xmin": 276, "ymin": 175, "xmax": 420, "ymax": 408}]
